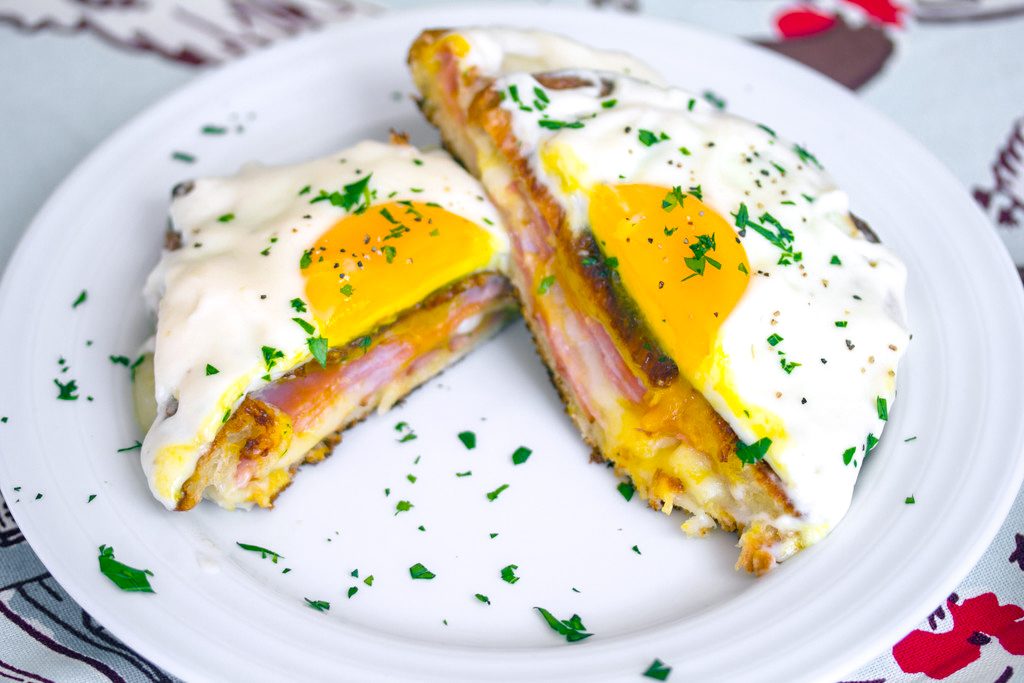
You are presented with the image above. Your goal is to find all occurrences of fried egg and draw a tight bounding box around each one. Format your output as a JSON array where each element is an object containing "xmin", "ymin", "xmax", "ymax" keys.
[
  {"xmin": 492, "ymin": 69, "xmax": 910, "ymax": 539},
  {"xmin": 142, "ymin": 140, "xmax": 508, "ymax": 508}
]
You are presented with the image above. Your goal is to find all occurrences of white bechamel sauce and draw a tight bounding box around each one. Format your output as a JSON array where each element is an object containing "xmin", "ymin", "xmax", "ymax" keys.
[
  {"xmin": 456, "ymin": 33, "xmax": 909, "ymax": 542},
  {"xmin": 455, "ymin": 28, "xmax": 664, "ymax": 87},
  {"xmin": 141, "ymin": 141, "xmax": 507, "ymax": 508}
]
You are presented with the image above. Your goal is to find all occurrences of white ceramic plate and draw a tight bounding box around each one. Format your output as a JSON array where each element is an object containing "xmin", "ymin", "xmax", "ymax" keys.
[{"xmin": 1, "ymin": 5, "xmax": 1023, "ymax": 682}]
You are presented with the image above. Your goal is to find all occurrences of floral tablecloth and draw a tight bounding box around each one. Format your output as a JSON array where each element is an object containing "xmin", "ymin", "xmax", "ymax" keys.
[{"xmin": 0, "ymin": 1, "xmax": 1022, "ymax": 680}]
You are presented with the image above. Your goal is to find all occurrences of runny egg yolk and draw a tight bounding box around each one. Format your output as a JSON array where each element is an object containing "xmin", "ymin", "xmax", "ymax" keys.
[
  {"xmin": 303, "ymin": 202, "xmax": 498, "ymax": 345},
  {"xmin": 587, "ymin": 184, "xmax": 750, "ymax": 384}
]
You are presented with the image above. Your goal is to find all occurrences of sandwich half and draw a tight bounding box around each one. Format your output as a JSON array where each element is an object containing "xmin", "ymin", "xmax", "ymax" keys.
[
  {"xmin": 409, "ymin": 28, "xmax": 910, "ymax": 573},
  {"xmin": 137, "ymin": 139, "xmax": 515, "ymax": 510}
]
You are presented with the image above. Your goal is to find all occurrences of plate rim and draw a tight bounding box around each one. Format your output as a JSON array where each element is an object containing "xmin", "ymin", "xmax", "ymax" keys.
[{"xmin": 1, "ymin": 3, "xmax": 1023, "ymax": 681}]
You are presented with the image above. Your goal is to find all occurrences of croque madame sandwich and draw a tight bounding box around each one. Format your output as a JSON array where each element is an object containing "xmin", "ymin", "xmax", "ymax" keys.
[
  {"xmin": 409, "ymin": 28, "xmax": 910, "ymax": 573},
  {"xmin": 136, "ymin": 138, "xmax": 514, "ymax": 510}
]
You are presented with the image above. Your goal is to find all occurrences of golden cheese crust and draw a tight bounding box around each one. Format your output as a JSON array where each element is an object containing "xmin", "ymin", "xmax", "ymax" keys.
[{"xmin": 409, "ymin": 30, "xmax": 801, "ymax": 574}]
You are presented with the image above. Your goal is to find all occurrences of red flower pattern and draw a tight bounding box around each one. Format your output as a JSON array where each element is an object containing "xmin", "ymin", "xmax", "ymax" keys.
[{"xmin": 893, "ymin": 592, "xmax": 1024, "ymax": 679}]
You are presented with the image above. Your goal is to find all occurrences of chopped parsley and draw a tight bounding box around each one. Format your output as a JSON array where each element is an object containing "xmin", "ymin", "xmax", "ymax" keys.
[
  {"xmin": 830, "ymin": 255, "xmax": 842, "ymax": 266},
  {"xmin": 794, "ymin": 143, "xmax": 823, "ymax": 169},
  {"xmin": 307, "ymin": 336, "xmax": 328, "ymax": 368},
  {"xmin": 110, "ymin": 355, "xmax": 131, "ymax": 366},
  {"xmin": 72, "ymin": 290, "xmax": 88, "ymax": 308},
  {"xmin": 643, "ymin": 659, "xmax": 672, "ymax": 680},
  {"xmin": 395, "ymin": 421, "xmax": 417, "ymax": 443},
  {"xmin": 290, "ymin": 298, "xmax": 307, "ymax": 312},
  {"xmin": 236, "ymin": 542, "xmax": 284, "ymax": 563},
  {"xmin": 87, "ymin": 494, "xmax": 96, "ymax": 503},
  {"xmin": 601, "ymin": 99, "xmax": 618, "ymax": 108},
  {"xmin": 702, "ymin": 90, "xmax": 726, "ymax": 110},
  {"xmin": 904, "ymin": 436, "xmax": 917, "ymax": 443},
  {"xmin": 537, "ymin": 275, "xmax": 556, "ymax": 295},
  {"xmin": 511, "ymin": 446, "xmax": 532, "ymax": 465},
  {"xmin": 866, "ymin": 433, "xmax": 880, "ymax": 453},
  {"xmin": 171, "ymin": 151, "xmax": 195, "ymax": 164},
  {"xmin": 617, "ymin": 481, "xmax": 635, "ymax": 501},
  {"xmin": 54, "ymin": 378, "xmax": 79, "ymax": 401},
  {"xmin": 681, "ymin": 233, "xmax": 721, "ymax": 281},
  {"xmin": 500, "ymin": 564, "xmax": 520, "ymax": 584},
  {"xmin": 217, "ymin": 213, "xmax": 235, "ymax": 223},
  {"xmin": 304, "ymin": 598, "xmax": 330, "ymax": 612},
  {"xmin": 486, "ymin": 484, "xmax": 509, "ymax": 502},
  {"xmin": 336, "ymin": 174, "xmax": 375, "ymax": 213},
  {"xmin": 205, "ymin": 364, "xmax": 219, "ymax": 376},
  {"xmin": 201, "ymin": 125, "xmax": 227, "ymax": 135},
  {"xmin": 905, "ymin": 495, "xmax": 916, "ymax": 505},
  {"xmin": 395, "ymin": 500, "xmax": 414, "ymax": 515},
  {"xmin": 538, "ymin": 119, "xmax": 584, "ymax": 130},
  {"xmin": 757, "ymin": 123, "xmax": 777, "ymax": 138},
  {"xmin": 780, "ymin": 358, "xmax": 801, "ymax": 374},
  {"xmin": 292, "ymin": 318, "xmax": 316, "ymax": 335},
  {"xmin": 117, "ymin": 441, "xmax": 142, "ymax": 453},
  {"xmin": 843, "ymin": 447, "xmax": 856, "ymax": 466},
  {"xmin": 409, "ymin": 562, "xmax": 436, "ymax": 580},
  {"xmin": 534, "ymin": 607, "xmax": 592, "ymax": 642},
  {"xmin": 735, "ymin": 437, "xmax": 772, "ymax": 465},
  {"xmin": 604, "ymin": 256, "xmax": 619, "ymax": 269},
  {"xmin": 678, "ymin": 146, "xmax": 691, "ymax": 156},
  {"xmin": 877, "ymin": 397, "xmax": 889, "ymax": 421},
  {"xmin": 455, "ymin": 471, "xmax": 472, "ymax": 477},
  {"xmin": 767, "ymin": 334, "xmax": 783, "ymax": 347},
  {"xmin": 474, "ymin": 593, "xmax": 491, "ymax": 605},
  {"xmin": 638, "ymin": 129, "xmax": 669, "ymax": 146},
  {"xmin": 734, "ymin": 206, "xmax": 801, "ymax": 264},
  {"xmin": 340, "ymin": 284, "xmax": 354, "ymax": 297},
  {"xmin": 632, "ymin": 545, "xmax": 641, "ymax": 555},
  {"xmin": 261, "ymin": 345, "xmax": 284, "ymax": 371},
  {"xmin": 97, "ymin": 545, "xmax": 154, "ymax": 593},
  {"xmin": 835, "ymin": 321, "xmax": 848, "ymax": 328},
  {"xmin": 382, "ymin": 245, "xmax": 397, "ymax": 264},
  {"xmin": 347, "ymin": 586, "xmax": 358, "ymax": 599},
  {"xmin": 299, "ymin": 185, "xmax": 311, "ymax": 196},
  {"xmin": 299, "ymin": 250, "xmax": 313, "ymax": 269},
  {"xmin": 457, "ymin": 430, "xmax": 476, "ymax": 450}
]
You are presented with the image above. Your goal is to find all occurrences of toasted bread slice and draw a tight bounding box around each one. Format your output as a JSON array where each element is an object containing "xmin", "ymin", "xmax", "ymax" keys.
[{"xmin": 409, "ymin": 28, "xmax": 909, "ymax": 573}]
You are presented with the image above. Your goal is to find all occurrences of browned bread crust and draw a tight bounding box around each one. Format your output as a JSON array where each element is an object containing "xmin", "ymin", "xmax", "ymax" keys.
[{"xmin": 409, "ymin": 31, "xmax": 799, "ymax": 574}]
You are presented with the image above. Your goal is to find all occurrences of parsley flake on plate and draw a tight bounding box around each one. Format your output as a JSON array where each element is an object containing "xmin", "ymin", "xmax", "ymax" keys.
[
  {"xmin": 617, "ymin": 481, "xmax": 635, "ymax": 502},
  {"xmin": 72, "ymin": 290, "xmax": 88, "ymax": 308},
  {"xmin": 500, "ymin": 564, "xmax": 520, "ymax": 584},
  {"xmin": 54, "ymin": 378, "xmax": 79, "ymax": 401},
  {"xmin": 486, "ymin": 484, "xmax": 509, "ymax": 502},
  {"xmin": 643, "ymin": 659, "xmax": 672, "ymax": 680},
  {"xmin": 457, "ymin": 430, "xmax": 476, "ymax": 450},
  {"xmin": 475, "ymin": 593, "xmax": 491, "ymax": 605},
  {"xmin": 236, "ymin": 542, "xmax": 284, "ymax": 563},
  {"xmin": 117, "ymin": 441, "xmax": 142, "ymax": 453},
  {"xmin": 395, "ymin": 421, "xmax": 417, "ymax": 443},
  {"xmin": 511, "ymin": 446, "xmax": 532, "ymax": 465},
  {"xmin": 304, "ymin": 598, "xmax": 330, "ymax": 612},
  {"xmin": 409, "ymin": 562, "xmax": 436, "ymax": 580},
  {"xmin": 98, "ymin": 545, "xmax": 154, "ymax": 593},
  {"xmin": 395, "ymin": 500, "xmax": 414, "ymax": 515},
  {"xmin": 534, "ymin": 607, "xmax": 592, "ymax": 642}
]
